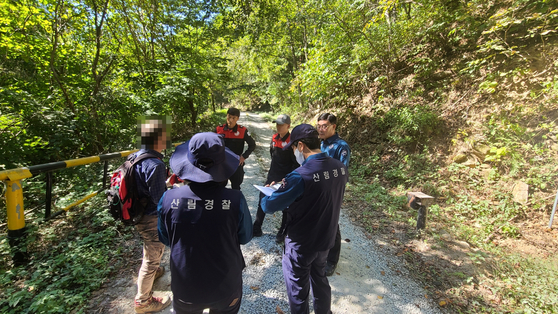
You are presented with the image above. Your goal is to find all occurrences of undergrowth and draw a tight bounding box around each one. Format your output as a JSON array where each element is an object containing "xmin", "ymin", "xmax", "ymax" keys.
[
  {"xmin": 347, "ymin": 116, "xmax": 558, "ymax": 312},
  {"xmin": 489, "ymin": 253, "xmax": 558, "ymax": 313},
  {"xmin": 343, "ymin": 44, "xmax": 558, "ymax": 314},
  {"xmin": 0, "ymin": 197, "xmax": 134, "ymax": 313}
]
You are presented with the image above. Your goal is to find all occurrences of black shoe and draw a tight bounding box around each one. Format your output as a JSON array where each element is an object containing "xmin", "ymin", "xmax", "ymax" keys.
[
  {"xmin": 325, "ymin": 263, "xmax": 337, "ymax": 276},
  {"xmin": 275, "ymin": 232, "xmax": 285, "ymax": 244},
  {"xmin": 253, "ymin": 224, "xmax": 263, "ymax": 237}
]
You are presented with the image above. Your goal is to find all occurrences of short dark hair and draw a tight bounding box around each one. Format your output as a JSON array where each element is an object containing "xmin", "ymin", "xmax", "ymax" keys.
[
  {"xmin": 317, "ymin": 113, "xmax": 337, "ymax": 125},
  {"xmin": 227, "ymin": 108, "xmax": 240, "ymax": 117},
  {"xmin": 295, "ymin": 136, "xmax": 320, "ymax": 150}
]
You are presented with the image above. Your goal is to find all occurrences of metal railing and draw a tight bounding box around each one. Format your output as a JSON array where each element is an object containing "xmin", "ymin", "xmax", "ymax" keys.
[
  {"xmin": 0, "ymin": 144, "xmax": 180, "ymax": 264},
  {"xmin": 1, "ymin": 150, "xmax": 138, "ymax": 230}
]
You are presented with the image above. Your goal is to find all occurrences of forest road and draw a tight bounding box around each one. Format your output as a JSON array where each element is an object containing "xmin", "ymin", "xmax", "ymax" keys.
[{"xmin": 88, "ymin": 112, "xmax": 443, "ymax": 314}]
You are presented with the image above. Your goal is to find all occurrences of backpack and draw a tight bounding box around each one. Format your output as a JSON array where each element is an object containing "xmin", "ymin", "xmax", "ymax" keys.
[{"xmin": 106, "ymin": 153, "xmax": 159, "ymax": 225}]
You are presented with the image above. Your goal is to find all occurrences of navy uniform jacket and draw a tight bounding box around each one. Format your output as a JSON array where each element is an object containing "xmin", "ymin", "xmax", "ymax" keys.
[
  {"xmin": 157, "ymin": 182, "xmax": 253, "ymax": 303},
  {"xmin": 216, "ymin": 123, "xmax": 256, "ymax": 160},
  {"xmin": 267, "ymin": 132, "xmax": 298, "ymax": 183},
  {"xmin": 261, "ymin": 153, "xmax": 348, "ymax": 252},
  {"xmin": 321, "ymin": 133, "xmax": 351, "ymax": 168}
]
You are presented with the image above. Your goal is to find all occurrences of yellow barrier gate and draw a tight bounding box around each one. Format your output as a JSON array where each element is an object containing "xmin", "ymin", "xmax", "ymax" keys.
[
  {"xmin": 1, "ymin": 143, "xmax": 182, "ymax": 264},
  {"xmin": 1, "ymin": 149, "xmax": 142, "ymax": 264}
]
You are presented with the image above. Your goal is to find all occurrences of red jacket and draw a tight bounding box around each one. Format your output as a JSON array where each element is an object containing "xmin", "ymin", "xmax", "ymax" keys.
[{"xmin": 215, "ymin": 123, "xmax": 256, "ymax": 159}]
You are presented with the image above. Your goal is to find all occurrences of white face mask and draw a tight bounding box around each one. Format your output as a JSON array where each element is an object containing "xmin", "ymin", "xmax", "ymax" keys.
[{"xmin": 294, "ymin": 147, "xmax": 305, "ymax": 165}]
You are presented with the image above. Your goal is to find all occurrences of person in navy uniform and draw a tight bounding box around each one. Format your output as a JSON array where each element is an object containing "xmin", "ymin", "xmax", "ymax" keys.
[
  {"xmin": 215, "ymin": 108, "xmax": 256, "ymax": 190},
  {"xmin": 317, "ymin": 113, "xmax": 351, "ymax": 277},
  {"xmin": 157, "ymin": 132, "xmax": 253, "ymax": 314},
  {"xmin": 261, "ymin": 124, "xmax": 348, "ymax": 314},
  {"xmin": 252, "ymin": 114, "xmax": 298, "ymax": 243}
]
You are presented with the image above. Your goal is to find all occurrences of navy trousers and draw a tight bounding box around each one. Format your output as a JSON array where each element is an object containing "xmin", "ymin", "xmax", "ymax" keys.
[
  {"xmin": 229, "ymin": 165, "xmax": 244, "ymax": 190},
  {"xmin": 326, "ymin": 225, "xmax": 341, "ymax": 265},
  {"xmin": 282, "ymin": 238, "xmax": 332, "ymax": 314}
]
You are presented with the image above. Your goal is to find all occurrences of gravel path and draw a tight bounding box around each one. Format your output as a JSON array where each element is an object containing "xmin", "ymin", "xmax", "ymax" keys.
[{"xmin": 91, "ymin": 112, "xmax": 443, "ymax": 314}]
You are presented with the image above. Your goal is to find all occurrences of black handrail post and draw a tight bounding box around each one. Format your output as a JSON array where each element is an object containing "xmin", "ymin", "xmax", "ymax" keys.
[
  {"xmin": 103, "ymin": 160, "xmax": 108, "ymax": 189},
  {"xmin": 45, "ymin": 172, "xmax": 52, "ymax": 218}
]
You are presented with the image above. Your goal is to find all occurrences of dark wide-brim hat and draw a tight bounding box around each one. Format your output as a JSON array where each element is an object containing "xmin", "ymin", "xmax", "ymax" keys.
[
  {"xmin": 170, "ymin": 132, "xmax": 239, "ymax": 183},
  {"xmin": 283, "ymin": 123, "xmax": 319, "ymax": 150}
]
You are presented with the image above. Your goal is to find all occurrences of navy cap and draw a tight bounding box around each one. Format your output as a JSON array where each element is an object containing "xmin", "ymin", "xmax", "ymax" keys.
[
  {"xmin": 274, "ymin": 114, "xmax": 291, "ymax": 125},
  {"xmin": 170, "ymin": 132, "xmax": 239, "ymax": 183},
  {"xmin": 283, "ymin": 124, "xmax": 319, "ymax": 150}
]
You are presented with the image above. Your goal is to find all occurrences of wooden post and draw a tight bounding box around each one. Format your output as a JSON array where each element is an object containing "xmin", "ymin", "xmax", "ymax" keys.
[
  {"xmin": 406, "ymin": 192, "xmax": 434, "ymax": 230},
  {"xmin": 417, "ymin": 205, "xmax": 427, "ymax": 230}
]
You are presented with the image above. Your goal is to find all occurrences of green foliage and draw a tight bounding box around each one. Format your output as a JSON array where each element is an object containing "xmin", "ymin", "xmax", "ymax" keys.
[
  {"xmin": 222, "ymin": 0, "xmax": 472, "ymax": 107},
  {"xmin": 417, "ymin": 151, "xmax": 558, "ymax": 312},
  {"xmin": 0, "ymin": 0, "xmax": 557, "ymax": 313},
  {"xmin": 484, "ymin": 146, "xmax": 508, "ymax": 162},
  {"xmin": 491, "ymin": 254, "xmax": 558, "ymax": 313},
  {"xmin": 482, "ymin": 115, "xmax": 527, "ymax": 175},
  {"xmin": 347, "ymin": 176, "xmax": 408, "ymax": 222},
  {"xmin": 480, "ymin": 1, "xmax": 557, "ymax": 52},
  {"xmin": 196, "ymin": 108, "xmax": 227, "ymax": 133},
  {"xmin": 478, "ymin": 80, "xmax": 499, "ymax": 94},
  {"xmin": 0, "ymin": 0, "xmax": 237, "ymax": 169},
  {"xmin": 294, "ymin": 0, "xmax": 449, "ymax": 102},
  {"xmin": 377, "ymin": 106, "xmax": 441, "ymax": 146},
  {"xmin": 463, "ymin": 0, "xmax": 557, "ymax": 76},
  {"xmin": 479, "ymin": 110, "xmax": 558, "ymax": 194},
  {"xmin": 0, "ymin": 198, "xmax": 133, "ymax": 313}
]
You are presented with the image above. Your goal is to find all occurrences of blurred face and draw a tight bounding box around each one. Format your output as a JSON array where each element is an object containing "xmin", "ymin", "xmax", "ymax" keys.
[
  {"xmin": 141, "ymin": 119, "xmax": 169, "ymax": 152},
  {"xmin": 317, "ymin": 120, "xmax": 336, "ymax": 140},
  {"xmin": 226, "ymin": 114, "xmax": 239, "ymax": 128},
  {"xmin": 154, "ymin": 130, "xmax": 168, "ymax": 152},
  {"xmin": 276, "ymin": 123, "xmax": 289, "ymax": 136}
]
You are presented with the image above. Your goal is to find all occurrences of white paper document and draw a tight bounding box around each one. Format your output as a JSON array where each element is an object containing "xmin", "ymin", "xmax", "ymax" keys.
[{"xmin": 253, "ymin": 183, "xmax": 282, "ymax": 196}]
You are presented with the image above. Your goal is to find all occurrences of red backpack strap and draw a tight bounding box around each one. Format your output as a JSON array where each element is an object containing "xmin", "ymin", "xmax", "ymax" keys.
[{"xmin": 122, "ymin": 153, "xmax": 160, "ymax": 202}]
